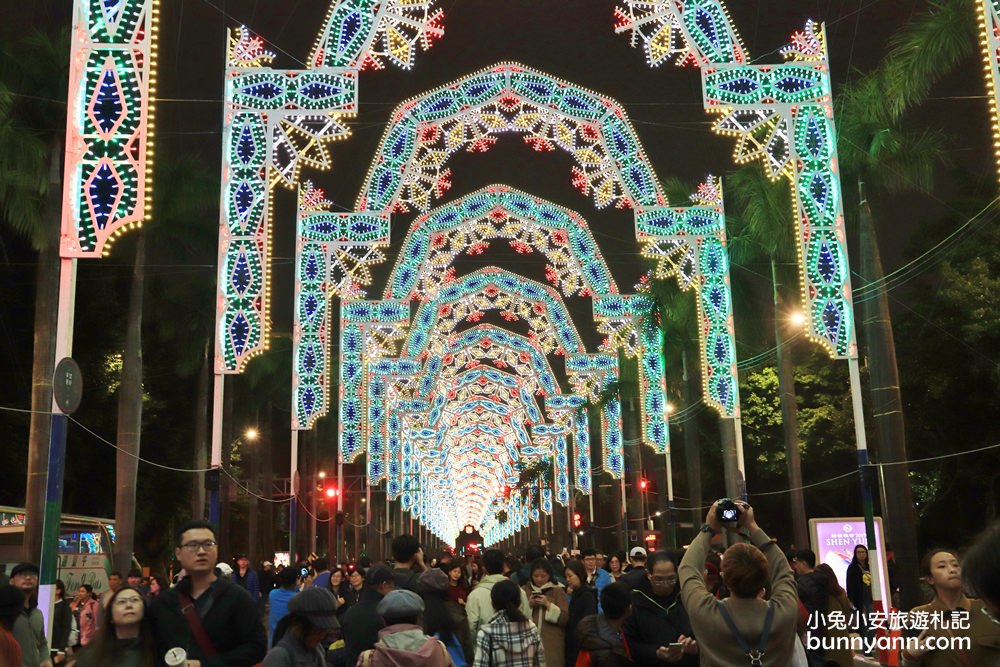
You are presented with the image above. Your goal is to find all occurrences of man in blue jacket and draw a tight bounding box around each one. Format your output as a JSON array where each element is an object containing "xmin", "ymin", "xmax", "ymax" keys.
[{"xmin": 582, "ymin": 548, "xmax": 612, "ymax": 610}]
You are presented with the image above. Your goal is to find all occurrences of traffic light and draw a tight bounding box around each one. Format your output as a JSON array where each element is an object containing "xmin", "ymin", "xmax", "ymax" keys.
[
  {"xmin": 639, "ymin": 478, "xmax": 649, "ymax": 491},
  {"xmin": 572, "ymin": 512, "xmax": 582, "ymax": 529},
  {"xmin": 323, "ymin": 485, "xmax": 340, "ymax": 501}
]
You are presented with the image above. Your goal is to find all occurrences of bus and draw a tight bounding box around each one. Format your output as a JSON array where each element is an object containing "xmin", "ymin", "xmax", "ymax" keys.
[{"xmin": 0, "ymin": 506, "xmax": 119, "ymax": 594}]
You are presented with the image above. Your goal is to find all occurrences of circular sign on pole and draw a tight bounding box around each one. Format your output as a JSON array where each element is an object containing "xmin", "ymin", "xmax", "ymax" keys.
[{"xmin": 53, "ymin": 357, "xmax": 83, "ymax": 415}]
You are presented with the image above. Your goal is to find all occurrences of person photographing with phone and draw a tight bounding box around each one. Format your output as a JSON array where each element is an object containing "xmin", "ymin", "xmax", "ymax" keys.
[{"xmin": 678, "ymin": 500, "xmax": 800, "ymax": 666}]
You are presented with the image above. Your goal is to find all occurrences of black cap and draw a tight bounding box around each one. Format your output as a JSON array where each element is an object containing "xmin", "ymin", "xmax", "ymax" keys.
[
  {"xmin": 365, "ymin": 564, "xmax": 394, "ymax": 586},
  {"xmin": 10, "ymin": 563, "xmax": 39, "ymax": 578}
]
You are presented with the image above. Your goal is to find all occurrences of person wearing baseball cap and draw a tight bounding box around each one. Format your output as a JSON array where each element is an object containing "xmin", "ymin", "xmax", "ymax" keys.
[
  {"xmin": 10, "ymin": 562, "xmax": 52, "ymax": 667},
  {"xmin": 262, "ymin": 587, "xmax": 338, "ymax": 666},
  {"xmin": 341, "ymin": 565, "xmax": 396, "ymax": 667},
  {"xmin": 356, "ymin": 590, "xmax": 453, "ymax": 667}
]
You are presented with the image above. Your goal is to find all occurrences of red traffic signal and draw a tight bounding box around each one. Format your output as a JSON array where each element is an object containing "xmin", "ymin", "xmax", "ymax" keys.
[
  {"xmin": 639, "ymin": 479, "xmax": 649, "ymax": 491},
  {"xmin": 572, "ymin": 512, "xmax": 583, "ymax": 529},
  {"xmin": 324, "ymin": 486, "xmax": 339, "ymax": 499}
]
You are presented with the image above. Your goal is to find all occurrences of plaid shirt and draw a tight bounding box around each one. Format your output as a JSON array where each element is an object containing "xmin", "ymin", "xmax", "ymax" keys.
[{"xmin": 473, "ymin": 611, "xmax": 545, "ymax": 667}]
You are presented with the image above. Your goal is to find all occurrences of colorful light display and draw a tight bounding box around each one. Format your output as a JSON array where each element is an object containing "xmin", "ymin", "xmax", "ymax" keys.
[
  {"xmin": 636, "ymin": 177, "xmax": 739, "ymax": 417},
  {"xmin": 614, "ymin": 0, "xmax": 745, "ymax": 68},
  {"xmin": 292, "ymin": 183, "xmax": 390, "ymax": 430},
  {"xmin": 356, "ymin": 63, "xmax": 666, "ymax": 213},
  {"xmin": 566, "ymin": 353, "xmax": 624, "ymax": 478},
  {"xmin": 979, "ymin": 1, "xmax": 1000, "ymax": 179},
  {"xmin": 62, "ymin": 0, "xmax": 160, "ymax": 258},
  {"xmin": 386, "ymin": 185, "xmax": 618, "ymax": 300},
  {"xmin": 215, "ymin": 26, "xmax": 359, "ymax": 373}
]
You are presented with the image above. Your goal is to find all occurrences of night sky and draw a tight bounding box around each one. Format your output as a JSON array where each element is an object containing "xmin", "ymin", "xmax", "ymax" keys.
[{"xmin": 2, "ymin": 0, "xmax": 993, "ymax": 381}]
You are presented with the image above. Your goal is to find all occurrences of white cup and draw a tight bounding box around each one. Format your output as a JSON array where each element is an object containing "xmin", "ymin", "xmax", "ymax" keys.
[{"xmin": 164, "ymin": 647, "xmax": 187, "ymax": 666}]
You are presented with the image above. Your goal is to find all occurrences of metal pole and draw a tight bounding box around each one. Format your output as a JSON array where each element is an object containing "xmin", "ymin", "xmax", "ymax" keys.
[
  {"xmin": 209, "ymin": 373, "xmax": 224, "ymax": 524},
  {"xmin": 664, "ymin": 449, "xmax": 676, "ymax": 549},
  {"xmin": 290, "ymin": 430, "xmax": 298, "ymax": 561},
  {"xmin": 848, "ymin": 357, "xmax": 889, "ymax": 613},
  {"xmin": 365, "ymin": 478, "xmax": 372, "ymax": 559},
  {"xmin": 732, "ymin": 416, "xmax": 748, "ymax": 500},
  {"xmin": 336, "ymin": 456, "xmax": 344, "ymax": 563}
]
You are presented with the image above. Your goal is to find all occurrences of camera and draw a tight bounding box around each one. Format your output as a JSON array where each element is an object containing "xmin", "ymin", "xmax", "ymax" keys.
[
  {"xmin": 715, "ymin": 498, "xmax": 740, "ymax": 524},
  {"xmin": 300, "ymin": 567, "xmax": 309, "ymax": 577}
]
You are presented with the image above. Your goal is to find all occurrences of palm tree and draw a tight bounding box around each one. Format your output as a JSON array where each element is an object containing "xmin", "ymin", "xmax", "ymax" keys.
[
  {"xmin": 111, "ymin": 153, "xmax": 218, "ymax": 572},
  {"xmin": 0, "ymin": 29, "xmax": 67, "ymax": 561},
  {"xmin": 835, "ymin": 0, "xmax": 975, "ymax": 609}
]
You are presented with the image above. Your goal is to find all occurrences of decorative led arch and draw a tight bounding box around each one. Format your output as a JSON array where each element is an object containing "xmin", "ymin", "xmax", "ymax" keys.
[
  {"xmin": 357, "ymin": 62, "xmax": 666, "ymax": 213},
  {"xmin": 567, "ymin": 353, "xmax": 624, "ymax": 478},
  {"xmin": 617, "ymin": 12, "xmax": 856, "ymax": 357},
  {"xmin": 215, "ymin": 28, "xmax": 359, "ymax": 373},
  {"xmin": 636, "ymin": 177, "xmax": 738, "ymax": 417},
  {"xmin": 547, "ymin": 394, "xmax": 592, "ymax": 497},
  {"xmin": 980, "ymin": 1, "xmax": 1000, "ymax": 179},
  {"xmin": 404, "ymin": 267, "xmax": 585, "ymax": 358},
  {"xmin": 385, "ymin": 185, "xmax": 619, "ymax": 300},
  {"xmin": 62, "ymin": 0, "xmax": 159, "ymax": 258}
]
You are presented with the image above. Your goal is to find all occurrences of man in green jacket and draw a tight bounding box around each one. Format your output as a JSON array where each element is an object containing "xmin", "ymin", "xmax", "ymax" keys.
[
  {"xmin": 679, "ymin": 501, "xmax": 800, "ymax": 667},
  {"xmin": 466, "ymin": 549, "xmax": 531, "ymax": 642},
  {"xmin": 10, "ymin": 563, "xmax": 51, "ymax": 667},
  {"xmin": 148, "ymin": 520, "xmax": 266, "ymax": 667}
]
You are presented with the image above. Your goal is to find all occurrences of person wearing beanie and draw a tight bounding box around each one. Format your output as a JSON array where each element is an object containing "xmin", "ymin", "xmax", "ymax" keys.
[
  {"xmin": 357, "ymin": 589, "xmax": 454, "ymax": 667},
  {"xmin": 261, "ymin": 587, "xmax": 338, "ymax": 667}
]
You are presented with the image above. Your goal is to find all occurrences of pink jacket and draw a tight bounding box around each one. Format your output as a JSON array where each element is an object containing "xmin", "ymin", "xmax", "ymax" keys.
[
  {"xmin": 358, "ymin": 624, "xmax": 454, "ymax": 667},
  {"xmin": 71, "ymin": 598, "xmax": 99, "ymax": 646}
]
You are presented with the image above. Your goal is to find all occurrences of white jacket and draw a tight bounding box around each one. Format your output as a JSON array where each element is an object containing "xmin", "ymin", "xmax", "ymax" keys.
[{"xmin": 466, "ymin": 575, "xmax": 532, "ymax": 641}]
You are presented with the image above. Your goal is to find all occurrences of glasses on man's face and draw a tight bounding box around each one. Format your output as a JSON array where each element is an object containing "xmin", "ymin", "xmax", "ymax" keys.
[
  {"xmin": 180, "ymin": 540, "xmax": 218, "ymax": 552},
  {"xmin": 650, "ymin": 575, "xmax": 678, "ymax": 585},
  {"xmin": 114, "ymin": 596, "xmax": 143, "ymax": 607}
]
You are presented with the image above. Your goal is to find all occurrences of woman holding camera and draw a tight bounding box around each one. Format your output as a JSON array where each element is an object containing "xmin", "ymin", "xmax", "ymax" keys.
[{"xmin": 520, "ymin": 558, "xmax": 568, "ymax": 667}]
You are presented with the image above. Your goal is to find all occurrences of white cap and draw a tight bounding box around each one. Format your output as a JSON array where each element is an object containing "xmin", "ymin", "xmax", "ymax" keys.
[
  {"xmin": 216, "ymin": 562, "xmax": 233, "ymax": 577},
  {"xmin": 629, "ymin": 547, "xmax": 647, "ymax": 559}
]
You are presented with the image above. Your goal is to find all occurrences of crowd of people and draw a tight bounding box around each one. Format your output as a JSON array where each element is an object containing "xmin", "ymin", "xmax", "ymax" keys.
[{"xmin": 1, "ymin": 502, "xmax": 999, "ymax": 667}]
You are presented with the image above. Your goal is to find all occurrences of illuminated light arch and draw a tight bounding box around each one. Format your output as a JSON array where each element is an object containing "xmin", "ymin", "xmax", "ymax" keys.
[
  {"xmin": 636, "ymin": 177, "xmax": 738, "ymax": 417},
  {"xmin": 356, "ymin": 62, "xmax": 666, "ymax": 213},
  {"xmin": 979, "ymin": 0, "xmax": 1000, "ymax": 179},
  {"xmin": 215, "ymin": 27, "xmax": 359, "ymax": 373},
  {"xmin": 567, "ymin": 353, "xmax": 624, "ymax": 479},
  {"xmin": 404, "ymin": 267, "xmax": 585, "ymax": 358},
  {"xmin": 62, "ymin": 0, "xmax": 160, "ymax": 257},
  {"xmin": 418, "ymin": 326, "xmax": 560, "ymax": 398},
  {"xmin": 385, "ymin": 185, "xmax": 619, "ymax": 300},
  {"xmin": 613, "ymin": 0, "xmax": 745, "ymax": 68}
]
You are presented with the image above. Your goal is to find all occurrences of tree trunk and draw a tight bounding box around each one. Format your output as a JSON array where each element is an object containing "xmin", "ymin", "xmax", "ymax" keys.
[
  {"xmin": 681, "ymin": 345, "xmax": 703, "ymax": 530},
  {"xmin": 772, "ymin": 260, "xmax": 809, "ymax": 550},
  {"xmin": 191, "ymin": 340, "xmax": 209, "ymax": 520},
  {"xmin": 113, "ymin": 236, "xmax": 145, "ymax": 573},
  {"xmin": 858, "ymin": 186, "xmax": 920, "ymax": 610},
  {"xmin": 23, "ymin": 138, "xmax": 62, "ymax": 562}
]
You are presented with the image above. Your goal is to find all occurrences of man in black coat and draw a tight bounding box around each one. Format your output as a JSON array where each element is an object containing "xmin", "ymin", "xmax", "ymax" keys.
[
  {"xmin": 341, "ymin": 564, "xmax": 396, "ymax": 667},
  {"xmin": 148, "ymin": 520, "xmax": 266, "ymax": 666},
  {"xmin": 623, "ymin": 551, "xmax": 698, "ymax": 665}
]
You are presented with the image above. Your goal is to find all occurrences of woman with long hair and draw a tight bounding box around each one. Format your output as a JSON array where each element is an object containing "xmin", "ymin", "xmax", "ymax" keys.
[
  {"xmin": 521, "ymin": 558, "xmax": 568, "ymax": 667},
  {"xmin": 815, "ymin": 563, "xmax": 854, "ymax": 667},
  {"xmin": 70, "ymin": 586, "xmax": 157, "ymax": 667},
  {"xmin": 328, "ymin": 569, "xmax": 348, "ymax": 608},
  {"xmin": 846, "ymin": 544, "xmax": 873, "ymax": 639},
  {"xmin": 70, "ymin": 584, "xmax": 99, "ymax": 650},
  {"xmin": 446, "ymin": 561, "xmax": 469, "ymax": 606},
  {"xmin": 420, "ymin": 568, "xmax": 469, "ymax": 666},
  {"xmin": 264, "ymin": 587, "xmax": 339, "ymax": 667},
  {"xmin": 606, "ymin": 553, "xmax": 626, "ymax": 582},
  {"xmin": 473, "ymin": 579, "xmax": 544, "ymax": 667},
  {"xmin": 0, "ymin": 585, "xmax": 23, "ymax": 667},
  {"xmin": 564, "ymin": 559, "xmax": 597, "ymax": 667}
]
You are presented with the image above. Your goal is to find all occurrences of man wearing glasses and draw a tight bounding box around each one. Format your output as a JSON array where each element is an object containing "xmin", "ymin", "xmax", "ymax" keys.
[
  {"xmin": 623, "ymin": 551, "xmax": 698, "ymax": 664},
  {"xmin": 9, "ymin": 562, "xmax": 52, "ymax": 667},
  {"xmin": 149, "ymin": 520, "xmax": 266, "ymax": 666}
]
